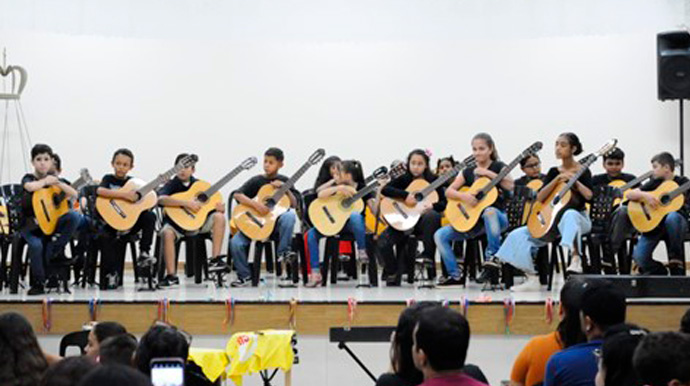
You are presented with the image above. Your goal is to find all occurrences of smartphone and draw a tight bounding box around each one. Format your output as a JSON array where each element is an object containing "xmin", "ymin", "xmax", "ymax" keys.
[{"xmin": 150, "ymin": 357, "xmax": 185, "ymax": 386}]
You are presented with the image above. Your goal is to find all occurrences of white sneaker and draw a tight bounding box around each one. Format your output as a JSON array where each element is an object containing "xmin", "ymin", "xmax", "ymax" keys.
[
  {"xmin": 566, "ymin": 257, "xmax": 583, "ymax": 274},
  {"xmin": 510, "ymin": 275, "xmax": 542, "ymax": 292}
]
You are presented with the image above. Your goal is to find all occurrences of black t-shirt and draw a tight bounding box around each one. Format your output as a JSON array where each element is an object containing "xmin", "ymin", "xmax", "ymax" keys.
[
  {"xmin": 159, "ymin": 176, "xmax": 198, "ymax": 196},
  {"xmin": 592, "ymin": 172, "xmax": 636, "ymax": 188},
  {"xmin": 543, "ymin": 167, "xmax": 594, "ymax": 212},
  {"xmin": 640, "ymin": 175, "xmax": 690, "ymax": 218},
  {"xmin": 514, "ymin": 174, "xmax": 545, "ymax": 187},
  {"xmin": 99, "ymin": 174, "xmax": 132, "ymax": 190},
  {"xmin": 382, "ymin": 172, "xmax": 447, "ymax": 213},
  {"xmin": 461, "ymin": 160, "xmax": 510, "ymax": 210},
  {"xmin": 375, "ymin": 373, "xmax": 415, "ymax": 386},
  {"xmin": 237, "ymin": 174, "xmax": 290, "ymax": 199},
  {"xmin": 21, "ymin": 173, "xmax": 72, "ymax": 220}
]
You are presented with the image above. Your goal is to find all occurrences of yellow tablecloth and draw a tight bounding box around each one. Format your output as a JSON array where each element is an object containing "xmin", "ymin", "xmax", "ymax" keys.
[
  {"xmin": 226, "ymin": 329, "xmax": 296, "ymax": 386},
  {"xmin": 188, "ymin": 347, "xmax": 230, "ymax": 382}
]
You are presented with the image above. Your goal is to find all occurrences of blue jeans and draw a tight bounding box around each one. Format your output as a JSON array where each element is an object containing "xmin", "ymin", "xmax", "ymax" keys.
[
  {"xmin": 632, "ymin": 211, "xmax": 687, "ymax": 272},
  {"xmin": 20, "ymin": 211, "xmax": 82, "ymax": 283},
  {"xmin": 434, "ymin": 207, "xmax": 508, "ymax": 279},
  {"xmin": 307, "ymin": 212, "xmax": 367, "ymax": 273},
  {"xmin": 231, "ymin": 210, "xmax": 297, "ymax": 280}
]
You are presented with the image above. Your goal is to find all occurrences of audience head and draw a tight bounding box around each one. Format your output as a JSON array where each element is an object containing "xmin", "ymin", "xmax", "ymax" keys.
[
  {"xmin": 391, "ymin": 302, "xmax": 441, "ymax": 385},
  {"xmin": 99, "ymin": 333, "xmax": 138, "ymax": 367},
  {"xmin": 633, "ymin": 331, "xmax": 690, "ymax": 386},
  {"xmin": 135, "ymin": 323, "xmax": 190, "ymax": 377},
  {"xmin": 595, "ymin": 323, "xmax": 647, "ymax": 386},
  {"xmin": 77, "ymin": 364, "xmax": 151, "ymax": 386},
  {"xmin": 413, "ymin": 306, "xmax": 470, "ymax": 377},
  {"xmin": 0, "ymin": 311, "xmax": 49, "ymax": 386},
  {"xmin": 40, "ymin": 356, "xmax": 96, "ymax": 386},
  {"xmin": 680, "ymin": 307, "xmax": 690, "ymax": 334},
  {"xmin": 86, "ymin": 321, "xmax": 128, "ymax": 358},
  {"xmin": 557, "ymin": 277, "xmax": 588, "ymax": 348},
  {"xmin": 580, "ymin": 280, "xmax": 627, "ymax": 340}
]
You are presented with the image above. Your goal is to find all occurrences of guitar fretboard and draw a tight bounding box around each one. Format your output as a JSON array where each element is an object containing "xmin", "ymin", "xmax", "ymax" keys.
[
  {"xmin": 206, "ymin": 165, "xmax": 246, "ymax": 196},
  {"xmin": 478, "ymin": 143, "xmax": 541, "ymax": 197},
  {"xmin": 137, "ymin": 156, "xmax": 196, "ymax": 197},
  {"xmin": 420, "ymin": 156, "xmax": 476, "ymax": 198},
  {"xmin": 556, "ymin": 154, "xmax": 596, "ymax": 199},
  {"xmin": 618, "ymin": 171, "xmax": 653, "ymax": 192}
]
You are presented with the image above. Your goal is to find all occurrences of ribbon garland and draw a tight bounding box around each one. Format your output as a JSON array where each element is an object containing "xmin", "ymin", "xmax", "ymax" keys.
[
  {"xmin": 157, "ymin": 298, "xmax": 172, "ymax": 324},
  {"xmin": 503, "ymin": 298, "xmax": 516, "ymax": 335},
  {"xmin": 88, "ymin": 298, "xmax": 101, "ymax": 322},
  {"xmin": 42, "ymin": 298, "xmax": 53, "ymax": 332},
  {"xmin": 288, "ymin": 298, "xmax": 298, "ymax": 329},
  {"xmin": 346, "ymin": 297, "xmax": 357, "ymax": 331},
  {"xmin": 223, "ymin": 297, "xmax": 236, "ymax": 328},
  {"xmin": 545, "ymin": 298, "xmax": 555, "ymax": 325}
]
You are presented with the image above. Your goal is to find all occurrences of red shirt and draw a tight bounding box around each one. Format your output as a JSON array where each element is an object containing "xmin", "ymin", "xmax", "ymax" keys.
[{"xmin": 420, "ymin": 373, "xmax": 489, "ymax": 386}]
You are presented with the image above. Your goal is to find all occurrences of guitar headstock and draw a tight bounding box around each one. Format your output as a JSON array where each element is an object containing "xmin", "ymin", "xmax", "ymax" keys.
[
  {"xmin": 522, "ymin": 141, "xmax": 543, "ymax": 158},
  {"xmin": 241, "ymin": 157, "xmax": 258, "ymax": 170},
  {"xmin": 79, "ymin": 168, "xmax": 93, "ymax": 184},
  {"xmin": 371, "ymin": 166, "xmax": 388, "ymax": 180},
  {"xmin": 595, "ymin": 139, "xmax": 618, "ymax": 158},
  {"xmin": 460, "ymin": 155, "xmax": 477, "ymax": 170},
  {"xmin": 388, "ymin": 161, "xmax": 407, "ymax": 180},
  {"xmin": 177, "ymin": 154, "xmax": 199, "ymax": 169},
  {"xmin": 308, "ymin": 149, "xmax": 326, "ymax": 165}
]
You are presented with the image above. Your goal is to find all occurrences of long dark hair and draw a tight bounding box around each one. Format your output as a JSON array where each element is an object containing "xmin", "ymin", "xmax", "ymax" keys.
[
  {"xmin": 0, "ymin": 311, "xmax": 49, "ymax": 386},
  {"xmin": 341, "ymin": 160, "xmax": 366, "ymax": 189},
  {"xmin": 472, "ymin": 132, "xmax": 499, "ymax": 161},
  {"xmin": 314, "ymin": 156, "xmax": 342, "ymax": 189},
  {"xmin": 601, "ymin": 323, "xmax": 648, "ymax": 386},
  {"xmin": 407, "ymin": 149, "xmax": 435, "ymax": 182},
  {"xmin": 391, "ymin": 302, "xmax": 440, "ymax": 385},
  {"xmin": 557, "ymin": 278, "xmax": 588, "ymax": 348}
]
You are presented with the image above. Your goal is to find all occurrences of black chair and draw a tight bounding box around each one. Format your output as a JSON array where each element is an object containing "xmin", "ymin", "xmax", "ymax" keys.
[{"xmin": 59, "ymin": 330, "xmax": 90, "ymax": 356}]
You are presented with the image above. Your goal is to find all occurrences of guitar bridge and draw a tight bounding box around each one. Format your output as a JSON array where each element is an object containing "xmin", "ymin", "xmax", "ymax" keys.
[
  {"xmin": 537, "ymin": 212, "xmax": 546, "ymax": 226},
  {"xmin": 183, "ymin": 208, "xmax": 196, "ymax": 219},
  {"xmin": 457, "ymin": 203, "xmax": 470, "ymax": 219},
  {"xmin": 321, "ymin": 206, "xmax": 335, "ymax": 224},
  {"xmin": 641, "ymin": 204, "xmax": 651, "ymax": 221},
  {"xmin": 392, "ymin": 202, "xmax": 409, "ymax": 219},
  {"xmin": 109, "ymin": 200, "xmax": 127, "ymax": 219},
  {"xmin": 244, "ymin": 211, "xmax": 264, "ymax": 228},
  {"xmin": 40, "ymin": 200, "xmax": 51, "ymax": 222}
]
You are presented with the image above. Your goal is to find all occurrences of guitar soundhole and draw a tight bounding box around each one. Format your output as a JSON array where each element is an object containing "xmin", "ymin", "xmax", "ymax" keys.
[
  {"xmin": 660, "ymin": 194, "xmax": 670, "ymax": 206},
  {"xmin": 197, "ymin": 193, "xmax": 209, "ymax": 203},
  {"xmin": 475, "ymin": 191, "xmax": 484, "ymax": 201},
  {"xmin": 413, "ymin": 192, "xmax": 424, "ymax": 202},
  {"xmin": 265, "ymin": 198, "xmax": 276, "ymax": 209}
]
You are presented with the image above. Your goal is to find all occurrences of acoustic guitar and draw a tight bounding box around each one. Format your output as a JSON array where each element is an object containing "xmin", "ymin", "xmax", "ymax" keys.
[
  {"xmin": 33, "ymin": 168, "xmax": 93, "ymax": 235},
  {"xmin": 364, "ymin": 162, "xmax": 407, "ymax": 235},
  {"xmin": 164, "ymin": 157, "xmax": 258, "ymax": 232},
  {"xmin": 232, "ymin": 149, "xmax": 325, "ymax": 240},
  {"xmin": 310, "ymin": 164, "xmax": 405, "ymax": 236},
  {"xmin": 445, "ymin": 141, "xmax": 543, "ymax": 232},
  {"xmin": 380, "ymin": 155, "xmax": 476, "ymax": 231},
  {"xmin": 97, "ymin": 155, "xmax": 198, "ymax": 231},
  {"xmin": 627, "ymin": 179, "xmax": 690, "ymax": 233},
  {"xmin": 527, "ymin": 139, "xmax": 618, "ymax": 241}
]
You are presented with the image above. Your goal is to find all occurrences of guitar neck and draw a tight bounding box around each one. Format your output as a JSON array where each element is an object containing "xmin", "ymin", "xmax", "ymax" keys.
[
  {"xmin": 618, "ymin": 171, "xmax": 653, "ymax": 192},
  {"xmin": 478, "ymin": 157, "xmax": 521, "ymax": 196},
  {"xmin": 271, "ymin": 162, "xmax": 311, "ymax": 202},
  {"xmin": 138, "ymin": 165, "xmax": 184, "ymax": 196},
  {"xmin": 668, "ymin": 180, "xmax": 690, "ymax": 200},
  {"xmin": 343, "ymin": 181, "xmax": 380, "ymax": 207},
  {"xmin": 205, "ymin": 166, "xmax": 244, "ymax": 196},
  {"xmin": 557, "ymin": 156, "xmax": 595, "ymax": 198},
  {"xmin": 420, "ymin": 163, "xmax": 465, "ymax": 197}
]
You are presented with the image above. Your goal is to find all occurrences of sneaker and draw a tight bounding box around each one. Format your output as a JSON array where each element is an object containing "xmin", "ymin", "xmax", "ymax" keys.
[
  {"xmin": 278, "ymin": 251, "xmax": 297, "ymax": 264},
  {"xmin": 437, "ymin": 276, "xmax": 464, "ymax": 287},
  {"xmin": 208, "ymin": 257, "xmax": 229, "ymax": 273},
  {"xmin": 483, "ymin": 257, "xmax": 500, "ymax": 268},
  {"xmin": 476, "ymin": 265, "xmax": 498, "ymax": 284},
  {"xmin": 137, "ymin": 251, "xmax": 156, "ymax": 268},
  {"xmin": 386, "ymin": 276, "xmax": 401, "ymax": 287},
  {"xmin": 566, "ymin": 257, "xmax": 583, "ymax": 274},
  {"xmin": 668, "ymin": 260, "xmax": 685, "ymax": 276},
  {"xmin": 357, "ymin": 249, "xmax": 369, "ymax": 264},
  {"xmin": 510, "ymin": 275, "xmax": 542, "ymax": 292},
  {"xmin": 46, "ymin": 276, "xmax": 59, "ymax": 289},
  {"xmin": 28, "ymin": 285, "xmax": 45, "ymax": 296},
  {"xmin": 158, "ymin": 275, "xmax": 179, "ymax": 288},
  {"xmin": 305, "ymin": 272, "xmax": 322, "ymax": 288},
  {"xmin": 231, "ymin": 277, "xmax": 250, "ymax": 288}
]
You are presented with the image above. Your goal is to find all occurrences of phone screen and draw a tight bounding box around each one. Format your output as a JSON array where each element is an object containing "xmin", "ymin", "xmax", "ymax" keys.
[{"xmin": 150, "ymin": 360, "xmax": 184, "ymax": 386}]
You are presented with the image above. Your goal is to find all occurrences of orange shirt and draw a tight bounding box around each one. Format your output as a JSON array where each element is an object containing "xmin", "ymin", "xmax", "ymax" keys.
[{"xmin": 510, "ymin": 331, "xmax": 563, "ymax": 386}]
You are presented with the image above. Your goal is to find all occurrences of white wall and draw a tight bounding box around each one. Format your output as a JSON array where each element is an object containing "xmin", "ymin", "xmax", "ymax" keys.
[{"xmin": 0, "ymin": 0, "xmax": 688, "ymax": 193}]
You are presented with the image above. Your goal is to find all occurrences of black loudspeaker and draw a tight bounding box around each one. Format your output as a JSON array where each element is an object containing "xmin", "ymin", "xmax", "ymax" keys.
[
  {"xmin": 658, "ymin": 31, "xmax": 690, "ymax": 101},
  {"xmin": 580, "ymin": 275, "xmax": 690, "ymax": 298}
]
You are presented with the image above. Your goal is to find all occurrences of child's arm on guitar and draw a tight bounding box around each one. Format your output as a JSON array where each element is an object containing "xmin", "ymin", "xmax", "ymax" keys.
[
  {"xmin": 58, "ymin": 180, "xmax": 78, "ymax": 199},
  {"xmin": 475, "ymin": 166, "xmax": 515, "ymax": 192},
  {"xmin": 97, "ymin": 187, "xmax": 139, "ymax": 203},
  {"xmin": 233, "ymin": 192, "xmax": 270, "ymax": 216},
  {"xmin": 159, "ymin": 195, "xmax": 201, "ymax": 212},
  {"xmin": 317, "ymin": 184, "xmax": 354, "ymax": 199},
  {"xmin": 23, "ymin": 175, "xmax": 59, "ymax": 192},
  {"xmin": 626, "ymin": 189, "xmax": 660, "ymax": 208},
  {"xmin": 446, "ymin": 174, "xmax": 476, "ymax": 205},
  {"xmin": 316, "ymin": 179, "xmax": 337, "ymax": 193}
]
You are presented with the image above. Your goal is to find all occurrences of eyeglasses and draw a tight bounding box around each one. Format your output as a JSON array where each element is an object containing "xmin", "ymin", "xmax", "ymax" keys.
[{"xmin": 523, "ymin": 162, "xmax": 540, "ymax": 169}]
